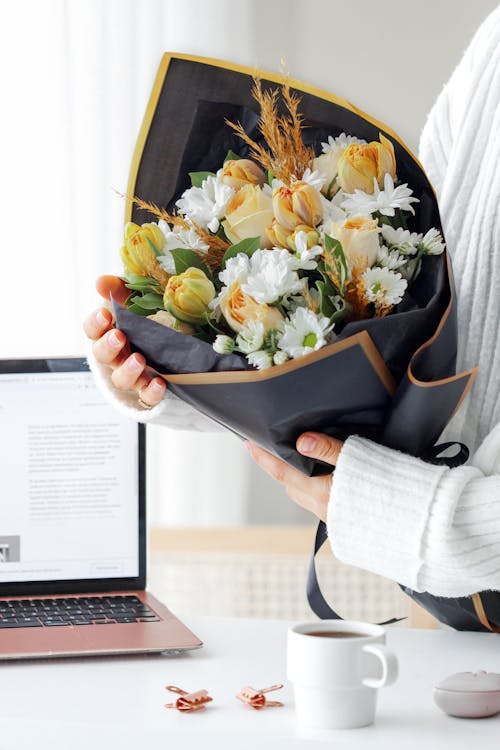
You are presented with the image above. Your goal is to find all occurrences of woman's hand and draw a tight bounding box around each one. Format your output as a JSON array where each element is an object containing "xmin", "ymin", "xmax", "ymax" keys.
[
  {"xmin": 83, "ymin": 275, "xmax": 166, "ymax": 408},
  {"xmin": 246, "ymin": 433, "xmax": 344, "ymax": 522}
]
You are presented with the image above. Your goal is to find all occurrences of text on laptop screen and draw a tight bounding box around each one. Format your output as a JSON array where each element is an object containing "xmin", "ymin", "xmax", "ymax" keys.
[{"xmin": 0, "ymin": 371, "xmax": 139, "ymax": 583}]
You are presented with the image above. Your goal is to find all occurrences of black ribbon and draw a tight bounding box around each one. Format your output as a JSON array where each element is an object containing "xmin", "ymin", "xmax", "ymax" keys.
[{"xmin": 307, "ymin": 441, "xmax": 470, "ymax": 623}]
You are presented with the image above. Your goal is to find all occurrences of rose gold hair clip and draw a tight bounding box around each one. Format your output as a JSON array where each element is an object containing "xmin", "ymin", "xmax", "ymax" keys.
[
  {"xmin": 164, "ymin": 685, "xmax": 213, "ymax": 712},
  {"xmin": 236, "ymin": 683, "xmax": 284, "ymax": 710}
]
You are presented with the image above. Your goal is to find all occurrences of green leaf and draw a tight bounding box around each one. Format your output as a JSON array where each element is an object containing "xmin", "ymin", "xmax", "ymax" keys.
[
  {"xmin": 267, "ymin": 169, "xmax": 274, "ymax": 187},
  {"xmin": 324, "ymin": 235, "xmax": 348, "ymax": 295},
  {"xmin": 315, "ymin": 280, "xmax": 336, "ymax": 317},
  {"xmin": 125, "ymin": 274, "xmax": 163, "ymax": 293},
  {"xmin": 129, "ymin": 292, "xmax": 164, "ymax": 311},
  {"xmin": 216, "ymin": 224, "xmax": 229, "ymax": 243},
  {"xmin": 127, "ymin": 302, "xmax": 154, "ymax": 317},
  {"xmin": 170, "ymin": 248, "xmax": 212, "ymax": 278},
  {"xmin": 222, "ymin": 236, "xmax": 261, "ymax": 268},
  {"xmin": 200, "ymin": 311, "xmax": 226, "ymax": 335},
  {"xmin": 189, "ymin": 171, "xmax": 215, "ymax": 188},
  {"xmin": 223, "ymin": 150, "xmax": 242, "ymax": 162},
  {"xmin": 325, "ymin": 176, "xmax": 337, "ymax": 199},
  {"xmin": 330, "ymin": 300, "xmax": 352, "ymax": 325}
]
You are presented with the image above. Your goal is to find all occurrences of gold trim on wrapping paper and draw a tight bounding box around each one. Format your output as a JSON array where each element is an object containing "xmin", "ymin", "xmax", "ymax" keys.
[
  {"xmin": 161, "ymin": 329, "xmax": 396, "ymax": 394},
  {"xmin": 125, "ymin": 51, "xmax": 432, "ymax": 224},
  {"xmin": 472, "ymin": 593, "xmax": 500, "ymax": 633},
  {"xmin": 125, "ymin": 53, "xmax": 172, "ymax": 221},
  {"xmin": 405, "ymin": 252, "xmax": 478, "ymax": 406}
]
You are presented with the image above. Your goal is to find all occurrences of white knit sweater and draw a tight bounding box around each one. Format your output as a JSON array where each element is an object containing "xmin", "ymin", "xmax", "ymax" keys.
[{"xmin": 89, "ymin": 8, "xmax": 500, "ymax": 598}]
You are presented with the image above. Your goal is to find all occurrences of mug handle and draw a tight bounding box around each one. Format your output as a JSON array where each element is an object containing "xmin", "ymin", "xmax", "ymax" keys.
[{"xmin": 361, "ymin": 644, "xmax": 398, "ymax": 688}]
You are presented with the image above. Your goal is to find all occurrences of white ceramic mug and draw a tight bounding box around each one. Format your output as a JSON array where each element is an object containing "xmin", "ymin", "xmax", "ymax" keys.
[{"xmin": 287, "ymin": 620, "xmax": 398, "ymax": 730}]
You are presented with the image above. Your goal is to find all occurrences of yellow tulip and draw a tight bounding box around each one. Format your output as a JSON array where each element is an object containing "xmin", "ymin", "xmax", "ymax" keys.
[
  {"xmin": 221, "ymin": 159, "xmax": 266, "ymax": 190},
  {"xmin": 164, "ymin": 267, "xmax": 216, "ymax": 325},
  {"xmin": 286, "ymin": 225, "xmax": 320, "ymax": 252},
  {"xmin": 266, "ymin": 219, "xmax": 292, "ymax": 248},
  {"xmin": 272, "ymin": 182, "xmax": 323, "ymax": 231},
  {"xmin": 121, "ymin": 221, "xmax": 166, "ymax": 277},
  {"xmin": 221, "ymin": 282, "xmax": 284, "ymax": 334},
  {"xmin": 337, "ymin": 134, "xmax": 396, "ymax": 194}
]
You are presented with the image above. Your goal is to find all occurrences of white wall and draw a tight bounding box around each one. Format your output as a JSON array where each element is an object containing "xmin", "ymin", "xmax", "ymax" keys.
[{"xmin": 250, "ymin": 0, "xmax": 499, "ymax": 151}]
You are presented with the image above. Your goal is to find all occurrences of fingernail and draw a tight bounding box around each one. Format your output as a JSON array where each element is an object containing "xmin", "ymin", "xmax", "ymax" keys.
[
  {"xmin": 108, "ymin": 330, "xmax": 122, "ymax": 348},
  {"xmin": 96, "ymin": 310, "xmax": 108, "ymax": 327},
  {"xmin": 151, "ymin": 379, "xmax": 164, "ymax": 392},
  {"xmin": 298, "ymin": 435, "xmax": 317, "ymax": 453},
  {"xmin": 126, "ymin": 355, "xmax": 142, "ymax": 371}
]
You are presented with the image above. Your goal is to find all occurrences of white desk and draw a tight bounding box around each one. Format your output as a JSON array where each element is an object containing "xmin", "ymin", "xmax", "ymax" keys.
[{"xmin": 0, "ymin": 616, "xmax": 499, "ymax": 749}]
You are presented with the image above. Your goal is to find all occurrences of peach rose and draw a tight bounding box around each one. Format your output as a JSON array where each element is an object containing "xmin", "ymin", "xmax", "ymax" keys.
[
  {"xmin": 222, "ymin": 184, "xmax": 273, "ymax": 247},
  {"xmin": 329, "ymin": 216, "xmax": 381, "ymax": 268},
  {"xmin": 220, "ymin": 282, "xmax": 284, "ymax": 334}
]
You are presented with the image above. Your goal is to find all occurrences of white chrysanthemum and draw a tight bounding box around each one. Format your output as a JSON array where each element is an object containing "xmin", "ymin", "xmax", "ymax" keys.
[
  {"xmin": 219, "ymin": 254, "xmax": 251, "ymax": 287},
  {"xmin": 278, "ymin": 307, "xmax": 334, "ymax": 359},
  {"xmin": 419, "ymin": 227, "xmax": 445, "ymax": 255},
  {"xmin": 341, "ymin": 174, "xmax": 420, "ymax": 217},
  {"xmin": 213, "ymin": 335, "xmax": 235, "ymax": 354},
  {"xmin": 321, "ymin": 133, "xmax": 366, "ymax": 154},
  {"xmin": 273, "ymin": 350, "xmax": 290, "ymax": 366},
  {"xmin": 362, "ymin": 266, "xmax": 407, "ymax": 306},
  {"xmin": 380, "ymin": 225, "xmax": 422, "ymax": 256},
  {"xmin": 289, "ymin": 231, "xmax": 323, "ymax": 271},
  {"xmin": 247, "ymin": 350, "xmax": 273, "ymax": 370},
  {"xmin": 210, "ymin": 253, "xmax": 251, "ymax": 311},
  {"xmin": 236, "ymin": 320, "xmax": 265, "ymax": 354},
  {"xmin": 157, "ymin": 219, "xmax": 209, "ymax": 273},
  {"xmin": 376, "ymin": 245, "xmax": 408, "ymax": 270},
  {"xmin": 300, "ymin": 167, "xmax": 327, "ymax": 190},
  {"xmin": 318, "ymin": 193, "xmax": 347, "ymax": 232},
  {"xmin": 242, "ymin": 249, "xmax": 303, "ymax": 304},
  {"xmin": 176, "ymin": 170, "xmax": 234, "ymax": 232}
]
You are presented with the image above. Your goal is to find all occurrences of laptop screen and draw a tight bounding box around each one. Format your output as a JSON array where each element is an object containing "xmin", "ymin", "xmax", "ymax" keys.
[{"xmin": 0, "ymin": 358, "xmax": 146, "ymax": 595}]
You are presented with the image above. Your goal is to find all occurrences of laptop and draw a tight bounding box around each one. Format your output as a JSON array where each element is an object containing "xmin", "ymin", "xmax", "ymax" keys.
[{"xmin": 0, "ymin": 357, "xmax": 202, "ymax": 659}]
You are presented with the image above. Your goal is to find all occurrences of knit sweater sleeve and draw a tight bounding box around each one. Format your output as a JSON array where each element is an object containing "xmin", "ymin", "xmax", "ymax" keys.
[
  {"xmin": 87, "ymin": 348, "xmax": 225, "ymax": 432},
  {"xmin": 327, "ymin": 428, "xmax": 500, "ymax": 597},
  {"xmin": 326, "ymin": 8, "xmax": 500, "ymax": 598}
]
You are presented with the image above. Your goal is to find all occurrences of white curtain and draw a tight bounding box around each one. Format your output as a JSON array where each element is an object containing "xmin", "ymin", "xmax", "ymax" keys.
[{"xmin": 0, "ymin": 0, "xmax": 304, "ymax": 527}]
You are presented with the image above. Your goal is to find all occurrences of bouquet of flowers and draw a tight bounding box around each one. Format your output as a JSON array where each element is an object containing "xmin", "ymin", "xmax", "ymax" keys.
[{"xmin": 113, "ymin": 54, "xmax": 476, "ymax": 475}]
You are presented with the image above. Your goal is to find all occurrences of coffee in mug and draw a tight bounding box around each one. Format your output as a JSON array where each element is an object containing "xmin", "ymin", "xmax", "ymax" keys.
[
  {"xmin": 287, "ymin": 620, "xmax": 398, "ymax": 730},
  {"xmin": 305, "ymin": 631, "xmax": 366, "ymax": 638}
]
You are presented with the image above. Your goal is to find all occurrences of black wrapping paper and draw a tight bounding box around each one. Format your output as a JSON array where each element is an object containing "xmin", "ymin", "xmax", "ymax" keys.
[
  {"xmin": 118, "ymin": 53, "xmax": 476, "ymax": 474},
  {"xmin": 115, "ymin": 54, "xmax": 493, "ymax": 631}
]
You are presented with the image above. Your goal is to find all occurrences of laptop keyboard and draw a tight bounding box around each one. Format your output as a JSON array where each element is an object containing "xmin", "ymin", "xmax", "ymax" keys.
[{"xmin": 0, "ymin": 595, "xmax": 161, "ymax": 628}]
